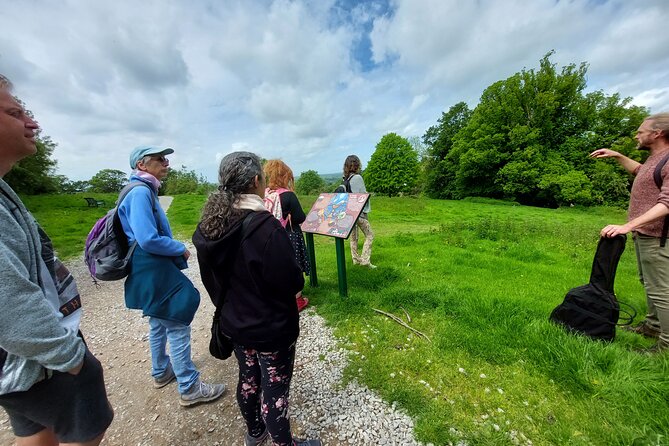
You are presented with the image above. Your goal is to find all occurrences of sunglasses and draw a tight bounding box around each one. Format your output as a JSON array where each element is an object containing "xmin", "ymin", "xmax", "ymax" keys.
[{"xmin": 150, "ymin": 155, "xmax": 169, "ymax": 163}]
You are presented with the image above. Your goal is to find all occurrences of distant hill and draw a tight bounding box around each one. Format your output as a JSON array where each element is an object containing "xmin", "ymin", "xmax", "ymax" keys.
[{"xmin": 319, "ymin": 173, "xmax": 341, "ymax": 183}]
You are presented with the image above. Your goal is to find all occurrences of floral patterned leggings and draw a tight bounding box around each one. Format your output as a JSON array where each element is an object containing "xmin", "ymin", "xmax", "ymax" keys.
[{"xmin": 233, "ymin": 343, "xmax": 296, "ymax": 446}]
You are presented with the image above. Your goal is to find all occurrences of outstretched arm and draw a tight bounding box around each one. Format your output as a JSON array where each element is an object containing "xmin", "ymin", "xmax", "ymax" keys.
[{"xmin": 589, "ymin": 148, "xmax": 640, "ymax": 175}]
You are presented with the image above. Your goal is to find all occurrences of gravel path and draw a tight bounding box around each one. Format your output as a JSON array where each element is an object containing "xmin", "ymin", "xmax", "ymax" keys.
[{"xmin": 0, "ymin": 199, "xmax": 426, "ymax": 446}]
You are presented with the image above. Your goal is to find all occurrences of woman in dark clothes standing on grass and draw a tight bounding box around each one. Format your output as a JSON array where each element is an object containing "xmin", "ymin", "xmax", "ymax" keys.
[
  {"xmin": 192, "ymin": 151, "xmax": 321, "ymax": 446},
  {"xmin": 263, "ymin": 159, "xmax": 311, "ymax": 312}
]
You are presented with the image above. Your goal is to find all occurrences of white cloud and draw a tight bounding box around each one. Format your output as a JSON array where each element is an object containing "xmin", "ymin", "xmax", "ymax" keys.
[{"xmin": 0, "ymin": 0, "xmax": 667, "ymax": 182}]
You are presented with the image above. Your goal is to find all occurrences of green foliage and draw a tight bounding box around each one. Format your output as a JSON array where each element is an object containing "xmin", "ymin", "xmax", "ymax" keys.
[
  {"xmin": 89, "ymin": 169, "xmax": 127, "ymax": 193},
  {"xmin": 59, "ymin": 178, "xmax": 92, "ymax": 194},
  {"xmin": 422, "ymin": 102, "xmax": 473, "ymax": 198},
  {"xmin": 161, "ymin": 166, "xmax": 214, "ymax": 195},
  {"xmin": 295, "ymin": 169, "xmax": 326, "ymax": 195},
  {"xmin": 431, "ymin": 51, "xmax": 647, "ymax": 207},
  {"xmin": 365, "ymin": 132, "xmax": 419, "ymax": 196},
  {"xmin": 4, "ymin": 136, "xmax": 58, "ymax": 194},
  {"xmin": 52, "ymin": 175, "xmax": 91, "ymax": 193}
]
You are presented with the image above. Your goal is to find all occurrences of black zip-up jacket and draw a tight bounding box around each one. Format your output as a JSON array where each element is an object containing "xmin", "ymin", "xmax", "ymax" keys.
[{"xmin": 192, "ymin": 210, "xmax": 304, "ymax": 351}]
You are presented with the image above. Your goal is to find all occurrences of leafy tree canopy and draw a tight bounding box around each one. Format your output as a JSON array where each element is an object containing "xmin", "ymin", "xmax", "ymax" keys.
[
  {"xmin": 89, "ymin": 169, "xmax": 127, "ymax": 193},
  {"xmin": 161, "ymin": 165, "xmax": 213, "ymax": 195},
  {"xmin": 365, "ymin": 132, "xmax": 419, "ymax": 197},
  {"xmin": 429, "ymin": 51, "xmax": 647, "ymax": 207},
  {"xmin": 295, "ymin": 170, "xmax": 326, "ymax": 195},
  {"xmin": 421, "ymin": 102, "xmax": 473, "ymax": 198},
  {"xmin": 4, "ymin": 136, "xmax": 59, "ymax": 195}
]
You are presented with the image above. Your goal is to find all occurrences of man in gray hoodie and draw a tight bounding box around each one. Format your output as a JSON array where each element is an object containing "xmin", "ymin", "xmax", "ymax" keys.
[{"xmin": 0, "ymin": 74, "xmax": 113, "ymax": 445}]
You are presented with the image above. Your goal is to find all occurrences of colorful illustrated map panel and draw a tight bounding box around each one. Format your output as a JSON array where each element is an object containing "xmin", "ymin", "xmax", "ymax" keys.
[{"xmin": 301, "ymin": 193, "xmax": 370, "ymax": 239}]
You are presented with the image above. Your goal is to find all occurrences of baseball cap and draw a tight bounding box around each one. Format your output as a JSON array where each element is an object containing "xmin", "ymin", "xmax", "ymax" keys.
[{"xmin": 129, "ymin": 146, "xmax": 174, "ymax": 169}]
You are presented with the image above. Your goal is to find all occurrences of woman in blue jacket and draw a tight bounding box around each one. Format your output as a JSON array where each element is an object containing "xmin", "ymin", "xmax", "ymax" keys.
[{"xmin": 118, "ymin": 145, "xmax": 225, "ymax": 407}]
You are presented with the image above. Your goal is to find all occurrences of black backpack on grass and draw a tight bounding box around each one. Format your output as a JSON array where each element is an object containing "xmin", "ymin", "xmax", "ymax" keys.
[{"xmin": 549, "ymin": 235, "xmax": 630, "ymax": 342}]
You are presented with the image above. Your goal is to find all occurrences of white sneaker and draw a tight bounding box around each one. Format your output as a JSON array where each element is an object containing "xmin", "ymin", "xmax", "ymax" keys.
[{"xmin": 179, "ymin": 380, "xmax": 226, "ymax": 407}]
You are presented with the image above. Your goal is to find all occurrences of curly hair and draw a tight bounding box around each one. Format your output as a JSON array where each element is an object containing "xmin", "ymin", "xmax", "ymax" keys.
[
  {"xmin": 199, "ymin": 151, "xmax": 263, "ymax": 239},
  {"xmin": 264, "ymin": 159, "xmax": 294, "ymax": 190},
  {"xmin": 343, "ymin": 155, "xmax": 361, "ymax": 178}
]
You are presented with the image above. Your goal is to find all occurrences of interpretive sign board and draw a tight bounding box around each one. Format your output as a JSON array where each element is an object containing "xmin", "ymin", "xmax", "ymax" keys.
[
  {"xmin": 301, "ymin": 193, "xmax": 370, "ymax": 239},
  {"xmin": 300, "ymin": 193, "xmax": 370, "ymax": 297}
]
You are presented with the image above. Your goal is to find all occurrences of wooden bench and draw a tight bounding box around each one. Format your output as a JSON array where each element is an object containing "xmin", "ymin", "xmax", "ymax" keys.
[{"xmin": 84, "ymin": 197, "xmax": 106, "ymax": 208}]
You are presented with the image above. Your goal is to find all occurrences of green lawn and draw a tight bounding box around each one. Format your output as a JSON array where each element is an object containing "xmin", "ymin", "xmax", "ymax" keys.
[{"xmin": 22, "ymin": 193, "xmax": 669, "ymax": 445}]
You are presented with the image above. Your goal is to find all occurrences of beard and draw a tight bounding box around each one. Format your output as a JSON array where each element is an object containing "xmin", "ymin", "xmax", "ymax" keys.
[{"xmin": 637, "ymin": 141, "xmax": 651, "ymax": 151}]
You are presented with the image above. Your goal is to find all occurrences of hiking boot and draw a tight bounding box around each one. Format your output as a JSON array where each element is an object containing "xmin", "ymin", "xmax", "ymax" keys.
[
  {"xmin": 296, "ymin": 296, "xmax": 309, "ymax": 312},
  {"xmin": 153, "ymin": 365, "xmax": 176, "ymax": 388},
  {"xmin": 293, "ymin": 438, "xmax": 322, "ymax": 446},
  {"xmin": 179, "ymin": 380, "xmax": 226, "ymax": 407},
  {"xmin": 623, "ymin": 320, "xmax": 660, "ymax": 339},
  {"xmin": 244, "ymin": 428, "xmax": 268, "ymax": 446}
]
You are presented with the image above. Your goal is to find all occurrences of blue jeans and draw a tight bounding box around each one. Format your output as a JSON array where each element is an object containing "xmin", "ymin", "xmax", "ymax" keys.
[{"xmin": 148, "ymin": 317, "xmax": 200, "ymax": 394}]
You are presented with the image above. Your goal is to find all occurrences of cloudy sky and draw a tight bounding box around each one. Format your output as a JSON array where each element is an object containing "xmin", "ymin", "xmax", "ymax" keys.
[{"xmin": 1, "ymin": 0, "xmax": 668, "ymax": 182}]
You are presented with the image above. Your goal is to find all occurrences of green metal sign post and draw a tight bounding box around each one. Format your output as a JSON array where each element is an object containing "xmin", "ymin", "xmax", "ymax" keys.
[
  {"xmin": 334, "ymin": 238, "xmax": 347, "ymax": 297},
  {"xmin": 304, "ymin": 232, "xmax": 318, "ymax": 288}
]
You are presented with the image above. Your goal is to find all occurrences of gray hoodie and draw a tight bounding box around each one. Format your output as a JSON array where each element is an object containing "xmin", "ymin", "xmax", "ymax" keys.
[
  {"xmin": 348, "ymin": 173, "xmax": 371, "ymax": 214},
  {"xmin": 0, "ymin": 179, "xmax": 85, "ymax": 394}
]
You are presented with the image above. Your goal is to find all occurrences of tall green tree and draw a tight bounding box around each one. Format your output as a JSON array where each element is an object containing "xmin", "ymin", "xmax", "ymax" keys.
[
  {"xmin": 89, "ymin": 169, "xmax": 127, "ymax": 193},
  {"xmin": 4, "ymin": 135, "xmax": 59, "ymax": 195},
  {"xmin": 443, "ymin": 51, "xmax": 647, "ymax": 207},
  {"xmin": 295, "ymin": 170, "xmax": 325, "ymax": 195},
  {"xmin": 4, "ymin": 101, "xmax": 59, "ymax": 194},
  {"xmin": 422, "ymin": 102, "xmax": 472, "ymax": 198},
  {"xmin": 365, "ymin": 133, "xmax": 419, "ymax": 197}
]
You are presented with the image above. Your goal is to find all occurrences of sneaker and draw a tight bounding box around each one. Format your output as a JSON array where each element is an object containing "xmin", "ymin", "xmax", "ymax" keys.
[
  {"xmin": 245, "ymin": 428, "xmax": 268, "ymax": 446},
  {"xmin": 296, "ymin": 296, "xmax": 310, "ymax": 312},
  {"xmin": 293, "ymin": 438, "xmax": 322, "ymax": 446},
  {"xmin": 153, "ymin": 365, "xmax": 176, "ymax": 389},
  {"xmin": 179, "ymin": 380, "xmax": 226, "ymax": 407},
  {"xmin": 623, "ymin": 320, "xmax": 660, "ymax": 339},
  {"xmin": 359, "ymin": 262, "xmax": 377, "ymax": 269}
]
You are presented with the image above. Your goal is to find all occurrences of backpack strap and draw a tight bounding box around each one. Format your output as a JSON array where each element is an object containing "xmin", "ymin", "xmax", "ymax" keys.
[
  {"xmin": 117, "ymin": 181, "xmax": 162, "ymax": 234},
  {"xmin": 344, "ymin": 174, "xmax": 354, "ymax": 193},
  {"xmin": 653, "ymin": 153, "xmax": 669, "ymax": 247}
]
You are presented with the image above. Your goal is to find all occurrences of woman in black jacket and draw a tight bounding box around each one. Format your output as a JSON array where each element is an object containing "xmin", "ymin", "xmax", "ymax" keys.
[
  {"xmin": 192, "ymin": 152, "xmax": 320, "ymax": 446},
  {"xmin": 263, "ymin": 159, "xmax": 311, "ymax": 312}
]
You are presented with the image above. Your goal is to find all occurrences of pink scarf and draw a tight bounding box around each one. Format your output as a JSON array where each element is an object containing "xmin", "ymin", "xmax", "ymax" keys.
[{"xmin": 133, "ymin": 170, "xmax": 161, "ymax": 191}]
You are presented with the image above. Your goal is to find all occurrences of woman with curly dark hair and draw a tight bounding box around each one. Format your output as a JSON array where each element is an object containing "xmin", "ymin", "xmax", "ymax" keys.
[{"xmin": 192, "ymin": 152, "xmax": 321, "ymax": 446}]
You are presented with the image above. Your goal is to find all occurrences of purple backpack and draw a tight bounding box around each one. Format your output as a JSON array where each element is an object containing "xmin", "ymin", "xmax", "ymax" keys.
[{"xmin": 84, "ymin": 182, "xmax": 155, "ymax": 281}]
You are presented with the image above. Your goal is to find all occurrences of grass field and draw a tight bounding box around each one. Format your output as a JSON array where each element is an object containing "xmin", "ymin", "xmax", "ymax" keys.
[{"xmin": 22, "ymin": 193, "xmax": 669, "ymax": 445}]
